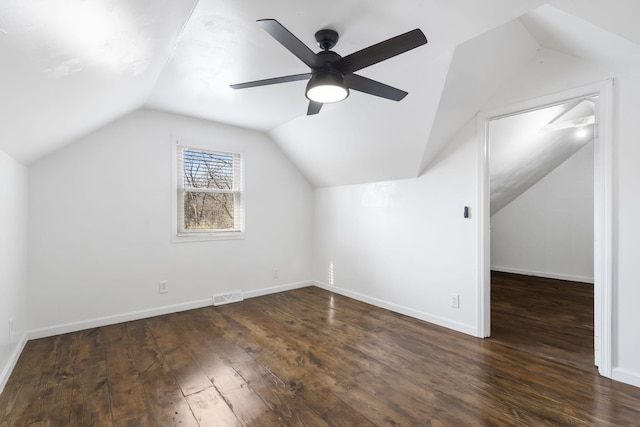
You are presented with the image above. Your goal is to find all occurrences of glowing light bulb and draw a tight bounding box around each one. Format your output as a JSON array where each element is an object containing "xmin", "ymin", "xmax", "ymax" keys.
[{"xmin": 576, "ymin": 126, "xmax": 588, "ymax": 138}]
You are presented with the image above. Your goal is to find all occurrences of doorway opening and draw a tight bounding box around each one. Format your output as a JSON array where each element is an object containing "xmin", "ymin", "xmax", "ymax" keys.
[{"xmin": 477, "ymin": 80, "xmax": 613, "ymax": 378}]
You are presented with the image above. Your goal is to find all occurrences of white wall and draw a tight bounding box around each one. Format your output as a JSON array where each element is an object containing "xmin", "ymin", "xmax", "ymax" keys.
[
  {"xmin": 28, "ymin": 109, "xmax": 314, "ymax": 334},
  {"xmin": 0, "ymin": 150, "xmax": 28, "ymax": 393},
  {"xmin": 611, "ymin": 66, "xmax": 640, "ymax": 386},
  {"xmin": 313, "ymin": 120, "xmax": 479, "ymax": 335},
  {"xmin": 491, "ymin": 141, "xmax": 594, "ymax": 283}
]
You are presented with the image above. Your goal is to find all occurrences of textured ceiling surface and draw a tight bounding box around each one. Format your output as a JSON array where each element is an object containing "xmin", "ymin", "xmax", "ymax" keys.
[{"xmin": 1, "ymin": 0, "xmax": 640, "ymax": 189}]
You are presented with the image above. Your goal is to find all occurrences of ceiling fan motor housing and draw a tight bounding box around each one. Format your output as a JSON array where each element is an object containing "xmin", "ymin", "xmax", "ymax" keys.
[
  {"xmin": 316, "ymin": 50, "xmax": 342, "ymax": 68},
  {"xmin": 315, "ymin": 29, "xmax": 339, "ymax": 51}
]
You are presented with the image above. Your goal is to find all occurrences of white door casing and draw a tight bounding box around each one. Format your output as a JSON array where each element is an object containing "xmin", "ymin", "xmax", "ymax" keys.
[{"xmin": 476, "ymin": 79, "xmax": 613, "ymax": 378}]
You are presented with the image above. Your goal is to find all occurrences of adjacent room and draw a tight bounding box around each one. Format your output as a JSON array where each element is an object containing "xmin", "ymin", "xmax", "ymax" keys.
[
  {"xmin": 488, "ymin": 98, "xmax": 597, "ymax": 371},
  {"xmin": 2, "ymin": 0, "xmax": 640, "ymax": 425}
]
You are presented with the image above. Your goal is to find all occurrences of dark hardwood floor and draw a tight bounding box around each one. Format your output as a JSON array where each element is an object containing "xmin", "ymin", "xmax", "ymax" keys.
[
  {"xmin": 2, "ymin": 286, "xmax": 640, "ymax": 426},
  {"xmin": 489, "ymin": 271, "xmax": 595, "ymax": 372}
]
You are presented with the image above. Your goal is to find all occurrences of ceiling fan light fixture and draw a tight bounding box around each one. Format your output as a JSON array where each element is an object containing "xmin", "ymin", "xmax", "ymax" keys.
[
  {"xmin": 305, "ymin": 70, "xmax": 349, "ymax": 104},
  {"xmin": 575, "ymin": 125, "xmax": 589, "ymax": 138}
]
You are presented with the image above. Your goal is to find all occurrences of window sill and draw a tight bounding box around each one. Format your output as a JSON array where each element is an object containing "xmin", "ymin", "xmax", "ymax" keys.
[{"xmin": 172, "ymin": 231, "xmax": 245, "ymax": 243}]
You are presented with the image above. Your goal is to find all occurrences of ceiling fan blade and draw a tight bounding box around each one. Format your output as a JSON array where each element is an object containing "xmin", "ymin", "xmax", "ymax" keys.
[
  {"xmin": 230, "ymin": 73, "xmax": 312, "ymax": 89},
  {"xmin": 345, "ymin": 74, "xmax": 408, "ymax": 101},
  {"xmin": 542, "ymin": 115, "xmax": 595, "ymax": 131},
  {"xmin": 307, "ymin": 101, "xmax": 323, "ymax": 115},
  {"xmin": 333, "ymin": 29, "xmax": 427, "ymax": 74},
  {"xmin": 258, "ymin": 19, "xmax": 319, "ymax": 69}
]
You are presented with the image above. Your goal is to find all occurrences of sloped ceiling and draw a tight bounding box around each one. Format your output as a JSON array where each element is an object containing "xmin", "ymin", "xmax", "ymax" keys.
[
  {"xmin": 0, "ymin": 0, "xmax": 198, "ymax": 164},
  {"xmin": 417, "ymin": 18, "xmax": 539, "ymax": 175},
  {"xmin": 2, "ymin": 1, "xmax": 640, "ymax": 189},
  {"xmin": 490, "ymin": 99, "xmax": 595, "ymax": 215}
]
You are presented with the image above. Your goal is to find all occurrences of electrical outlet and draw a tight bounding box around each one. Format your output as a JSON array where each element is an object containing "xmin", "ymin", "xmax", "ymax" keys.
[
  {"xmin": 450, "ymin": 294, "xmax": 460, "ymax": 309},
  {"xmin": 273, "ymin": 267, "xmax": 279, "ymax": 279},
  {"xmin": 159, "ymin": 280, "xmax": 169, "ymax": 294},
  {"xmin": 9, "ymin": 317, "xmax": 14, "ymax": 340}
]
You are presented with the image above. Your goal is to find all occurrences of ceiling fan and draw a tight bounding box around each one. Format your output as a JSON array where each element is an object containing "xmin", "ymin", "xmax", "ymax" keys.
[
  {"xmin": 541, "ymin": 115, "xmax": 596, "ymax": 132},
  {"xmin": 230, "ymin": 19, "xmax": 427, "ymax": 115}
]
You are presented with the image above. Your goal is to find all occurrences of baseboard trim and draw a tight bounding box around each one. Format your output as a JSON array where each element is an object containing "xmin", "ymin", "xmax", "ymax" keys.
[
  {"xmin": 491, "ymin": 266, "xmax": 594, "ymax": 284},
  {"xmin": 313, "ymin": 281, "xmax": 477, "ymax": 336},
  {"xmin": 28, "ymin": 281, "xmax": 313, "ymax": 341},
  {"xmin": 0, "ymin": 332, "xmax": 29, "ymax": 395},
  {"xmin": 243, "ymin": 281, "xmax": 312, "ymax": 299},
  {"xmin": 28, "ymin": 298, "xmax": 213, "ymax": 340},
  {"xmin": 612, "ymin": 367, "xmax": 640, "ymax": 389}
]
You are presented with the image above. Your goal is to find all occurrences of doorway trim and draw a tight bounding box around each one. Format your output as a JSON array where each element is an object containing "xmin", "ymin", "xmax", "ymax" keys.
[{"xmin": 476, "ymin": 79, "xmax": 614, "ymax": 378}]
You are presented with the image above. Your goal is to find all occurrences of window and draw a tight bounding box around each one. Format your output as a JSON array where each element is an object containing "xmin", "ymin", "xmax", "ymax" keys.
[{"xmin": 174, "ymin": 144, "xmax": 243, "ymax": 241}]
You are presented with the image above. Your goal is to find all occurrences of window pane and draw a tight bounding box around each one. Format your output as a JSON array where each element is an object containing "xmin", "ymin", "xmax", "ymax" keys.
[
  {"xmin": 183, "ymin": 192, "xmax": 234, "ymax": 230},
  {"xmin": 183, "ymin": 149, "xmax": 234, "ymax": 190}
]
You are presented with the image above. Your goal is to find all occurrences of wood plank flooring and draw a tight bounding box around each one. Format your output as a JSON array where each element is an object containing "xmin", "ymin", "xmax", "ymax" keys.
[
  {"xmin": 2, "ymin": 286, "xmax": 640, "ymax": 426},
  {"xmin": 489, "ymin": 271, "xmax": 595, "ymax": 372}
]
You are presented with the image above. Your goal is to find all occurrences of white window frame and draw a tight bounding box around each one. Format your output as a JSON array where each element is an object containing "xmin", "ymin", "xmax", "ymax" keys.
[{"xmin": 172, "ymin": 138, "xmax": 245, "ymax": 242}]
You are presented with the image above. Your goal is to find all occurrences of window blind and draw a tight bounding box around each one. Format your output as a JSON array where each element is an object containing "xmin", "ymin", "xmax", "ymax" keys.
[{"xmin": 177, "ymin": 145, "xmax": 243, "ymax": 234}]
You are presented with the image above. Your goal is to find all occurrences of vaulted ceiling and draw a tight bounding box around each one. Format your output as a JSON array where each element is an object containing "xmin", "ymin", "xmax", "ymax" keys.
[
  {"xmin": 2, "ymin": 1, "xmax": 640, "ymax": 188},
  {"xmin": 490, "ymin": 98, "xmax": 595, "ymax": 214}
]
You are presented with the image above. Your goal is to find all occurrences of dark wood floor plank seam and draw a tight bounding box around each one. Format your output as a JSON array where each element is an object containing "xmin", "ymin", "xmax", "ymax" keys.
[
  {"xmin": 214, "ymin": 297, "xmax": 551, "ymax": 425},
  {"xmin": 199, "ymin": 305, "xmax": 400, "ymax": 425},
  {"xmin": 103, "ymin": 323, "xmax": 156, "ymax": 426},
  {"xmin": 3, "ymin": 285, "xmax": 640, "ymax": 426},
  {"xmin": 197, "ymin": 307, "xmax": 355, "ymax": 423},
  {"xmin": 172, "ymin": 308, "xmax": 330, "ymax": 425},
  {"xmin": 126, "ymin": 319, "xmax": 200, "ymax": 426},
  {"xmin": 237, "ymin": 291, "xmax": 600, "ymax": 426},
  {"xmin": 272, "ymin": 290, "xmax": 636, "ymax": 422}
]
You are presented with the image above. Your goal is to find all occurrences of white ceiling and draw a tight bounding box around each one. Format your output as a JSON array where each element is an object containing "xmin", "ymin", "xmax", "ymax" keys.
[
  {"xmin": 490, "ymin": 99, "xmax": 595, "ymax": 214},
  {"xmin": 0, "ymin": 0, "xmax": 197, "ymax": 164},
  {"xmin": 2, "ymin": 1, "xmax": 640, "ymax": 188}
]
